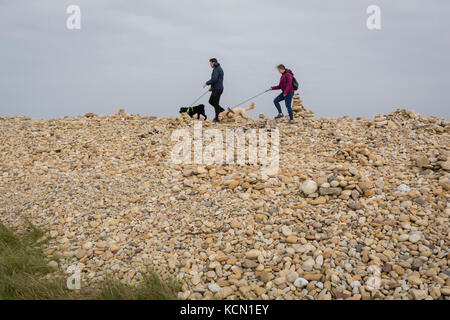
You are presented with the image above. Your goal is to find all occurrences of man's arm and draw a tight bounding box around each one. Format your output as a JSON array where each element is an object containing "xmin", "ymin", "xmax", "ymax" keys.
[{"xmin": 206, "ymin": 69, "xmax": 218, "ymax": 86}]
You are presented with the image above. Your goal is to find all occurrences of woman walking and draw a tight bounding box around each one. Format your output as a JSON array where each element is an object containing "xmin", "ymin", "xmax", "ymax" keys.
[{"xmin": 269, "ymin": 64, "xmax": 295, "ymax": 123}]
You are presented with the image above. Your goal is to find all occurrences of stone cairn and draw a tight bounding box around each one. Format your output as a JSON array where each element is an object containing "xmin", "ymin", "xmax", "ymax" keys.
[{"xmin": 292, "ymin": 93, "xmax": 314, "ymax": 118}]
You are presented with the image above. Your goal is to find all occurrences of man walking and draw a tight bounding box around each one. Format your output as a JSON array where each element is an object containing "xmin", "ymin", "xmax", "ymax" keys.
[{"xmin": 203, "ymin": 58, "xmax": 224, "ymax": 123}]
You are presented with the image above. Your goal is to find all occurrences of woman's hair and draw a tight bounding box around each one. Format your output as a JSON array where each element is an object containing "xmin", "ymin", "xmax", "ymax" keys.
[
  {"xmin": 210, "ymin": 58, "xmax": 218, "ymax": 63},
  {"xmin": 277, "ymin": 64, "xmax": 286, "ymax": 70}
]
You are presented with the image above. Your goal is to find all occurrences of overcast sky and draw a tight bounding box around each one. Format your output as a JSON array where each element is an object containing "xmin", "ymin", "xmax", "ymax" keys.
[{"xmin": 0, "ymin": 0, "xmax": 449, "ymax": 120}]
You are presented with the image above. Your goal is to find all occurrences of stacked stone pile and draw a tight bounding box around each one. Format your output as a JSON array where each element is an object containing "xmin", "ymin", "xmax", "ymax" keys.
[{"xmin": 292, "ymin": 93, "xmax": 314, "ymax": 118}]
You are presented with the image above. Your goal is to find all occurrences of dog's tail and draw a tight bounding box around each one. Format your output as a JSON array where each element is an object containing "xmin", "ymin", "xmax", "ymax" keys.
[{"xmin": 245, "ymin": 102, "xmax": 255, "ymax": 111}]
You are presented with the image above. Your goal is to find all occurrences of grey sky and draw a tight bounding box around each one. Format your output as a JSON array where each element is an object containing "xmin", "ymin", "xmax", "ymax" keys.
[{"xmin": 0, "ymin": 0, "xmax": 449, "ymax": 120}]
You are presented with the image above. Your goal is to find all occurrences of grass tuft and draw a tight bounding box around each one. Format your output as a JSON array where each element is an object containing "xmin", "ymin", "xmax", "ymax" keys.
[
  {"xmin": 0, "ymin": 222, "xmax": 179, "ymax": 300},
  {"xmin": 0, "ymin": 222, "xmax": 67, "ymax": 300},
  {"xmin": 95, "ymin": 272, "xmax": 180, "ymax": 300}
]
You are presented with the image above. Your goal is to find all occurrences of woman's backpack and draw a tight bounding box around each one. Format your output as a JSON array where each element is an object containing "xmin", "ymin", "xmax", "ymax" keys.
[{"xmin": 292, "ymin": 77, "xmax": 299, "ymax": 91}]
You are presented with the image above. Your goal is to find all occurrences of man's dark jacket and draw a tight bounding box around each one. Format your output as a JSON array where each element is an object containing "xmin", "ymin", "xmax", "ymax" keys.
[{"xmin": 206, "ymin": 62, "xmax": 224, "ymax": 90}]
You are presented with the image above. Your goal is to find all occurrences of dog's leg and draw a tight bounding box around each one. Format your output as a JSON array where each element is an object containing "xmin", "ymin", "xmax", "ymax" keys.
[{"xmin": 237, "ymin": 110, "xmax": 251, "ymax": 120}]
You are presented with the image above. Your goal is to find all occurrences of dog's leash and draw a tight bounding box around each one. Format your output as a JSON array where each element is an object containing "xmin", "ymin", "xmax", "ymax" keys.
[
  {"xmin": 188, "ymin": 90, "xmax": 210, "ymax": 108},
  {"xmin": 229, "ymin": 89, "xmax": 270, "ymax": 109}
]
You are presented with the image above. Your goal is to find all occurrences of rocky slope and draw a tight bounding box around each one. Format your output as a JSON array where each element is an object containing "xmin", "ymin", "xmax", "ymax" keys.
[{"xmin": 0, "ymin": 108, "xmax": 449, "ymax": 300}]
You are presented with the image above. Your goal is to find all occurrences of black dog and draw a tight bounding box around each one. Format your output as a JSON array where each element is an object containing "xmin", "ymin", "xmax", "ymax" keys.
[{"xmin": 179, "ymin": 104, "xmax": 207, "ymax": 120}]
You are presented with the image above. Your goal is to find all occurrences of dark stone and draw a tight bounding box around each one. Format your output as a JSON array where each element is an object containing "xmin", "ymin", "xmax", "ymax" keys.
[
  {"xmin": 388, "ymin": 282, "xmax": 401, "ymax": 289},
  {"xmin": 415, "ymin": 198, "xmax": 426, "ymax": 205},
  {"xmin": 348, "ymin": 202, "xmax": 361, "ymax": 210},
  {"xmin": 351, "ymin": 190, "xmax": 360, "ymax": 200},
  {"xmin": 383, "ymin": 263, "xmax": 393, "ymax": 273},
  {"xmin": 412, "ymin": 259, "xmax": 424, "ymax": 271},
  {"xmin": 319, "ymin": 187, "xmax": 342, "ymax": 196},
  {"xmin": 242, "ymin": 259, "xmax": 258, "ymax": 268},
  {"xmin": 335, "ymin": 291, "xmax": 350, "ymax": 299}
]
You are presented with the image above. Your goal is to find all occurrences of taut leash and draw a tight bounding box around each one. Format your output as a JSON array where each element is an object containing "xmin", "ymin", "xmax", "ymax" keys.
[
  {"xmin": 229, "ymin": 89, "xmax": 270, "ymax": 109},
  {"xmin": 188, "ymin": 90, "xmax": 210, "ymax": 108}
]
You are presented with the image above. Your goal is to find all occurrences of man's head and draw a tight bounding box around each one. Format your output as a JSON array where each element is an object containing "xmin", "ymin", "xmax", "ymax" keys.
[
  {"xmin": 277, "ymin": 64, "xmax": 286, "ymax": 74},
  {"xmin": 209, "ymin": 58, "xmax": 218, "ymax": 68}
]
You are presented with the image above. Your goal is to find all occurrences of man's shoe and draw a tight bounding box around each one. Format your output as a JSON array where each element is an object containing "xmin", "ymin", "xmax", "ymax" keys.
[
  {"xmin": 213, "ymin": 119, "xmax": 220, "ymax": 123},
  {"xmin": 274, "ymin": 114, "xmax": 284, "ymax": 119},
  {"xmin": 288, "ymin": 120, "xmax": 295, "ymax": 124}
]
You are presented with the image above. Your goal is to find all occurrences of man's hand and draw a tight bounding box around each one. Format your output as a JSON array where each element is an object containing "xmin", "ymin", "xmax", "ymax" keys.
[
  {"xmin": 203, "ymin": 83, "xmax": 208, "ymax": 88},
  {"xmin": 268, "ymin": 88, "xmax": 273, "ymax": 91}
]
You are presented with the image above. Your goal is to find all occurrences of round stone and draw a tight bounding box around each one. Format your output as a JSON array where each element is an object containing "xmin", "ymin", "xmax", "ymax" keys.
[
  {"xmin": 208, "ymin": 283, "xmax": 221, "ymax": 293},
  {"xmin": 409, "ymin": 233, "xmax": 421, "ymax": 243},
  {"xmin": 301, "ymin": 180, "xmax": 318, "ymax": 195},
  {"xmin": 294, "ymin": 278, "xmax": 308, "ymax": 288},
  {"xmin": 287, "ymin": 271, "xmax": 299, "ymax": 283},
  {"xmin": 246, "ymin": 249, "xmax": 261, "ymax": 259}
]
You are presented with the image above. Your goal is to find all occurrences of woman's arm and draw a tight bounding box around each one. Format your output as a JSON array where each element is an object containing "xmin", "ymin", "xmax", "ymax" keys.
[
  {"xmin": 283, "ymin": 73, "xmax": 293, "ymax": 96},
  {"xmin": 271, "ymin": 75, "xmax": 283, "ymax": 90}
]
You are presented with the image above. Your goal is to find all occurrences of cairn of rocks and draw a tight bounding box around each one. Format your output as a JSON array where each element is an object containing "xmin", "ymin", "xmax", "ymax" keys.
[
  {"xmin": 292, "ymin": 93, "xmax": 314, "ymax": 118},
  {"xmin": 0, "ymin": 108, "xmax": 449, "ymax": 301}
]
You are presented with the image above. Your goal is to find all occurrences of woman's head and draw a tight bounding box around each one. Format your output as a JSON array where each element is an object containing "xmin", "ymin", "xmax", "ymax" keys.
[{"xmin": 276, "ymin": 64, "xmax": 286, "ymax": 74}]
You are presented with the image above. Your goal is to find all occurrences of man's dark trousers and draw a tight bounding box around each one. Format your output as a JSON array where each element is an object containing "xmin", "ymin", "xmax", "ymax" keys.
[{"xmin": 209, "ymin": 89, "xmax": 224, "ymax": 121}]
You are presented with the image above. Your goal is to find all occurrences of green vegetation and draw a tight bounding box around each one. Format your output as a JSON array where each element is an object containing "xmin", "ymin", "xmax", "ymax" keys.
[
  {"xmin": 95, "ymin": 272, "xmax": 180, "ymax": 300},
  {"xmin": 0, "ymin": 222, "xmax": 179, "ymax": 300}
]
